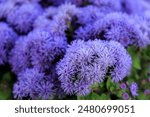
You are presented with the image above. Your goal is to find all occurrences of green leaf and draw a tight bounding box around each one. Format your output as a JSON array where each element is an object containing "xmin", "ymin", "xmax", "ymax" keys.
[
  {"xmin": 106, "ymin": 77, "xmax": 112, "ymax": 90},
  {"xmin": 77, "ymin": 92, "xmax": 102, "ymax": 100},
  {"xmin": 110, "ymin": 87, "xmax": 115, "ymax": 92},
  {"xmin": 98, "ymin": 94, "xmax": 110, "ymax": 100},
  {"xmin": 99, "ymin": 83, "xmax": 104, "ymax": 88},
  {"xmin": 133, "ymin": 55, "xmax": 141, "ymax": 70},
  {"xmin": 127, "ymin": 46, "xmax": 141, "ymax": 70},
  {"xmin": 91, "ymin": 83, "xmax": 99, "ymax": 89},
  {"xmin": 117, "ymin": 90, "xmax": 124, "ymax": 98},
  {"xmin": 137, "ymin": 92, "xmax": 149, "ymax": 100}
]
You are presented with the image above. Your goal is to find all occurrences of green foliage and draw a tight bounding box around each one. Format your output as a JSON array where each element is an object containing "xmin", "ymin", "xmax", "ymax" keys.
[{"xmin": 78, "ymin": 92, "xmax": 110, "ymax": 100}]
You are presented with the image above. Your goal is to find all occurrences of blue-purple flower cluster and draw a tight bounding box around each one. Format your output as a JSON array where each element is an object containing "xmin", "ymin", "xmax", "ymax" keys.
[
  {"xmin": 0, "ymin": 0, "xmax": 149, "ymax": 99},
  {"xmin": 56, "ymin": 40, "xmax": 132, "ymax": 96}
]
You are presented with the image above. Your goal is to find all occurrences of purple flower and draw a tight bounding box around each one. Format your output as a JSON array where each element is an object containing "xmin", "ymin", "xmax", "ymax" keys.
[
  {"xmin": 144, "ymin": 89, "xmax": 150, "ymax": 95},
  {"xmin": 122, "ymin": 92, "xmax": 129, "ymax": 100},
  {"xmin": 0, "ymin": 0, "xmax": 6, "ymax": 3},
  {"xmin": 77, "ymin": 5, "xmax": 105, "ymax": 25},
  {"xmin": 13, "ymin": 68, "xmax": 55, "ymax": 99},
  {"xmin": 89, "ymin": 0, "xmax": 122, "ymax": 12},
  {"xmin": 75, "ymin": 12, "xmax": 150, "ymax": 47},
  {"xmin": 130, "ymin": 82, "xmax": 138, "ymax": 97},
  {"xmin": 0, "ymin": 1, "xmax": 14, "ymax": 19},
  {"xmin": 107, "ymin": 41, "xmax": 132, "ymax": 82},
  {"xmin": 56, "ymin": 40, "xmax": 132, "ymax": 96},
  {"xmin": 7, "ymin": 3, "xmax": 43, "ymax": 33},
  {"xmin": 48, "ymin": 3, "xmax": 80, "ymax": 36},
  {"xmin": 33, "ymin": 7, "xmax": 57, "ymax": 30},
  {"xmin": 0, "ymin": 22, "xmax": 17, "ymax": 65},
  {"xmin": 121, "ymin": 0, "xmax": 146, "ymax": 15},
  {"xmin": 120, "ymin": 83, "xmax": 127, "ymax": 89},
  {"xmin": 9, "ymin": 29, "xmax": 67, "ymax": 73},
  {"xmin": 148, "ymin": 78, "xmax": 150, "ymax": 82}
]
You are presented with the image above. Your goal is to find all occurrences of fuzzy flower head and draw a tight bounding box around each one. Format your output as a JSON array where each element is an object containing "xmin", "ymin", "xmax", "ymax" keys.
[
  {"xmin": 130, "ymin": 82, "xmax": 138, "ymax": 97},
  {"xmin": 76, "ymin": 12, "xmax": 150, "ymax": 47},
  {"xmin": 89, "ymin": 0, "xmax": 122, "ymax": 12},
  {"xmin": 0, "ymin": 1, "xmax": 15, "ymax": 19},
  {"xmin": 48, "ymin": 3, "xmax": 80, "ymax": 36},
  {"xmin": 121, "ymin": 0, "xmax": 149, "ymax": 15},
  {"xmin": 132, "ymin": 15, "xmax": 150, "ymax": 47},
  {"xmin": 56, "ymin": 40, "xmax": 132, "ymax": 96},
  {"xmin": 7, "ymin": 3, "xmax": 43, "ymax": 33},
  {"xmin": 77, "ymin": 5, "xmax": 105, "ymax": 25},
  {"xmin": 0, "ymin": 0, "xmax": 7, "ymax": 2},
  {"xmin": 33, "ymin": 7, "xmax": 57, "ymax": 30},
  {"xmin": 13, "ymin": 68, "xmax": 55, "ymax": 99},
  {"xmin": 9, "ymin": 29, "xmax": 67, "ymax": 73},
  {"xmin": 0, "ymin": 22, "xmax": 17, "ymax": 65},
  {"xmin": 106, "ymin": 41, "xmax": 132, "ymax": 82}
]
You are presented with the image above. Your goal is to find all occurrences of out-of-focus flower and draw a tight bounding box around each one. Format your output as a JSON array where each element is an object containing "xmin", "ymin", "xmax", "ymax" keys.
[
  {"xmin": 48, "ymin": 3, "xmax": 80, "ymax": 36},
  {"xmin": 0, "ymin": 1, "xmax": 14, "ymax": 19},
  {"xmin": 122, "ymin": 92, "xmax": 129, "ymax": 100},
  {"xmin": 0, "ymin": 22, "xmax": 17, "ymax": 65},
  {"xmin": 130, "ymin": 82, "xmax": 138, "ymax": 97},
  {"xmin": 89, "ymin": 0, "xmax": 122, "ymax": 12},
  {"xmin": 77, "ymin": 5, "xmax": 104, "ymax": 25},
  {"xmin": 75, "ymin": 12, "xmax": 150, "ymax": 47},
  {"xmin": 7, "ymin": 3, "xmax": 43, "ymax": 33},
  {"xmin": 121, "ymin": 0, "xmax": 143, "ymax": 14},
  {"xmin": 120, "ymin": 83, "xmax": 127, "ymax": 89},
  {"xmin": 148, "ymin": 78, "xmax": 150, "ymax": 82},
  {"xmin": 33, "ymin": 6, "xmax": 57, "ymax": 30},
  {"xmin": 144, "ymin": 89, "xmax": 150, "ymax": 95}
]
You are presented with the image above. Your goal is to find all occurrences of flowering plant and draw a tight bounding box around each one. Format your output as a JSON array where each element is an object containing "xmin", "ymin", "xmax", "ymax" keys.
[{"xmin": 0, "ymin": 0, "xmax": 149, "ymax": 100}]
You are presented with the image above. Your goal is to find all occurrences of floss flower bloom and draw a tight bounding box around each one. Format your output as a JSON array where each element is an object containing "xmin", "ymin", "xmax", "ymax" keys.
[
  {"xmin": 77, "ymin": 5, "xmax": 104, "ymax": 25},
  {"xmin": 7, "ymin": 3, "xmax": 43, "ymax": 33},
  {"xmin": 0, "ymin": 1, "xmax": 14, "ymax": 19},
  {"xmin": 0, "ymin": 22, "xmax": 17, "ymax": 65},
  {"xmin": 75, "ymin": 12, "xmax": 150, "ymax": 47},
  {"xmin": 9, "ymin": 29, "xmax": 67, "ymax": 73},
  {"xmin": 89, "ymin": 0, "xmax": 122, "ymax": 12},
  {"xmin": 13, "ymin": 68, "xmax": 55, "ymax": 99},
  {"xmin": 56, "ymin": 40, "xmax": 132, "ymax": 96},
  {"xmin": 48, "ymin": 3, "xmax": 80, "ymax": 36},
  {"xmin": 130, "ymin": 82, "xmax": 138, "ymax": 97}
]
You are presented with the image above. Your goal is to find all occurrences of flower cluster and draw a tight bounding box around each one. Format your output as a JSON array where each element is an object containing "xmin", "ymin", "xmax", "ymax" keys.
[
  {"xmin": 7, "ymin": 3, "xmax": 43, "ymax": 33},
  {"xmin": 75, "ymin": 12, "xmax": 150, "ymax": 47},
  {"xmin": 10, "ymin": 29, "xmax": 67, "ymax": 73},
  {"xmin": 0, "ymin": 0, "xmax": 149, "ymax": 99},
  {"xmin": 56, "ymin": 40, "xmax": 132, "ymax": 96}
]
